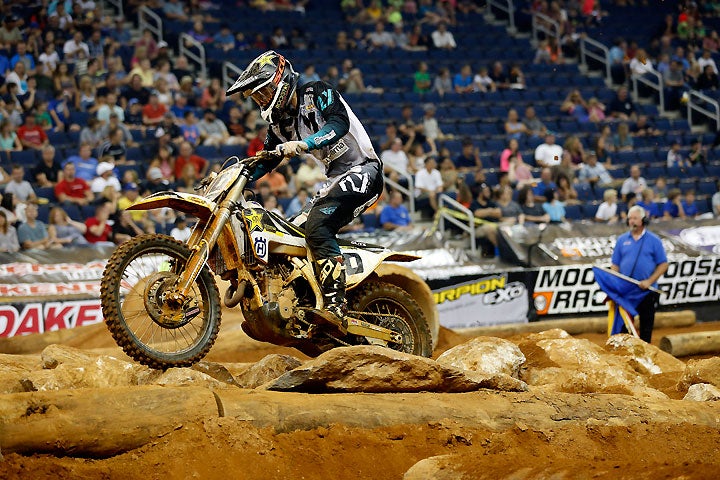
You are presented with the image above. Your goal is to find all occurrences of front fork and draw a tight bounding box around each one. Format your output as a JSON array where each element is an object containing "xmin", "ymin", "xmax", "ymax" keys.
[{"xmin": 165, "ymin": 206, "xmax": 232, "ymax": 307}]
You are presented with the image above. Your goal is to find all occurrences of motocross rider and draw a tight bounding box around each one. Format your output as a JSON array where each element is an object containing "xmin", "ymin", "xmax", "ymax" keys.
[{"xmin": 226, "ymin": 51, "xmax": 384, "ymax": 334}]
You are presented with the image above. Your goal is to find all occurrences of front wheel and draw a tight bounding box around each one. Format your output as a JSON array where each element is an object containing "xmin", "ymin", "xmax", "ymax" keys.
[
  {"xmin": 100, "ymin": 234, "xmax": 221, "ymax": 369},
  {"xmin": 347, "ymin": 281, "xmax": 433, "ymax": 357}
]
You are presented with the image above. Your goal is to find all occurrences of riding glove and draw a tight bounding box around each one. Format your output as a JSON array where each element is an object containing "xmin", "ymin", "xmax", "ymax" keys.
[{"xmin": 276, "ymin": 141, "xmax": 309, "ymax": 157}]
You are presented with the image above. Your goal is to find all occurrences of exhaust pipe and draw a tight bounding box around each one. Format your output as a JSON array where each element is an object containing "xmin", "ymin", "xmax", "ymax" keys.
[{"xmin": 224, "ymin": 280, "xmax": 247, "ymax": 308}]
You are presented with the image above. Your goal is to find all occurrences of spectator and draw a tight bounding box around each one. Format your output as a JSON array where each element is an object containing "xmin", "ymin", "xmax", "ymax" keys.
[
  {"xmin": 561, "ymin": 89, "xmax": 590, "ymax": 123},
  {"xmin": 0, "ymin": 210, "xmax": 20, "ymax": 252},
  {"xmin": 620, "ymin": 165, "xmax": 648, "ymax": 202},
  {"xmin": 55, "ymin": 162, "xmax": 93, "ymax": 207},
  {"xmin": 63, "ymin": 31, "xmax": 89, "ymax": 65},
  {"xmin": 654, "ymin": 177, "xmax": 669, "ymax": 201},
  {"xmin": 98, "ymin": 128, "xmax": 128, "ymax": 164},
  {"xmin": 154, "ymin": 60, "xmax": 180, "ymax": 93},
  {"xmin": 163, "ymin": 0, "xmax": 189, "ymax": 21},
  {"xmin": 76, "ymin": 76, "xmax": 98, "ymax": 114},
  {"xmin": 32, "ymin": 145, "xmax": 64, "ymax": 188},
  {"xmin": 556, "ymin": 173, "xmax": 579, "ymax": 204},
  {"xmin": 612, "ymin": 123, "xmax": 634, "ymax": 152},
  {"xmin": 438, "ymin": 155, "xmax": 459, "ymax": 193},
  {"xmin": 169, "ymin": 216, "xmax": 192, "ymax": 243},
  {"xmin": 213, "ymin": 24, "xmax": 236, "ymax": 52},
  {"xmin": 18, "ymin": 203, "xmax": 57, "ymax": 250},
  {"xmin": 381, "ymin": 137, "xmax": 412, "ymax": 180},
  {"xmin": 453, "ymin": 64, "xmax": 474, "ymax": 94},
  {"xmin": 17, "ymin": 113, "xmax": 49, "ymax": 150},
  {"xmin": 532, "ymin": 167, "xmax": 558, "ymax": 201},
  {"xmin": 246, "ymin": 119, "xmax": 268, "ymax": 157},
  {"xmin": 285, "ymin": 188, "xmax": 310, "ymax": 218},
  {"xmin": 390, "ymin": 23, "xmax": 408, "ymax": 50},
  {"xmin": 595, "ymin": 189, "xmax": 620, "ymax": 223},
  {"xmin": 489, "ymin": 61, "xmax": 510, "ymax": 89},
  {"xmin": 421, "ymin": 103, "xmax": 449, "ymax": 153},
  {"xmin": 406, "ymin": 23, "xmax": 430, "ymax": 51},
  {"xmin": 397, "ymin": 104, "xmax": 425, "ymax": 146},
  {"xmin": 682, "ymin": 189, "xmax": 699, "ymax": 219},
  {"xmin": 52, "ymin": 63, "xmax": 77, "ymax": 100},
  {"xmin": 298, "ymin": 64, "xmax": 321, "ymax": 87},
  {"xmin": 454, "ymin": 138, "xmax": 482, "ymax": 170},
  {"xmin": 496, "ymin": 185, "xmax": 523, "ymax": 224},
  {"xmin": 471, "ymin": 183, "xmax": 501, "ymax": 254},
  {"xmin": 631, "ymin": 115, "xmax": 662, "ymax": 136},
  {"xmin": 542, "ymin": 188, "xmax": 566, "ymax": 223},
  {"xmin": 121, "ymin": 75, "xmax": 151, "ymax": 109},
  {"xmin": 4, "ymin": 165, "xmax": 36, "ymax": 203},
  {"xmin": 508, "ymin": 64, "xmax": 526, "ymax": 89},
  {"xmin": 84, "ymin": 202, "xmax": 114, "ymax": 245},
  {"xmin": 11, "ymin": 41, "xmax": 36, "ymax": 76},
  {"xmin": 697, "ymin": 49, "xmax": 718, "ymax": 74},
  {"xmin": 6, "ymin": 61, "xmax": 28, "ymax": 95},
  {"xmin": 636, "ymin": 188, "xmax": 662, "ymax": 219},
  {"xmin": 64, "ymin": 143, "xmax": 98, "ymax": 182},
  {"xmin": 112, "ymin": 210, "xmax": 145, "ymax": 244},
  {"xmin": 295, "ymin": 156, "xmax": 326, "ymax": 191},
  {"xmin": 578, "ymin": 151, "xmax": 616, "ymax": 188},
  {"xmin": 518, "ymin": 185, "xmax": 550, "ymax": 224},
  {"xmin": 199, "ymin": 109, "xmax": 240, "ymax": 147},
  {"xmin": 91, "ymin": 162, "xmax": 121, "ymax": 198},
  {"xmin": 499, "ymin": 138, "xmax": 522, "ymax": 172},
  {"xmin": 629, "ymin": 48, "xmax": 655, "ymax": 78},
  {"xmin": 414, "ymin": 156, "xmax": 443, "ymax": 218},
  {"xmin": 507, "ymin": 149, "xmax": 536, "ymax": 190},
  {"xmin": 431, "ymin": 22, "xmax": 456, "ymax": 50},
  {"xmin": 473, "ymin": 66, "xmax": 496, "ymax": 93},
  {"xmin": 504, "ymin": 109, "xmax": 529, "ymax": 141},
  {"xmin": 413, "ymin": 61, "xmax": 432, "ymax": 94},
  {"xmin": 687, "ymin": 139, "xmax": 707, "ymax": 166},
  {"xmin": 367, "ymin": 21, "xmax": 395, "ymax": 49},
  {"xmin": 180, "ymin": 110, "xmax": 201, "ymax": 146},
  {"xmin": 0, "ymin": 119, "xmax": 22, "ymax": 152},
  {"xmin": 432, "ymin": 67, "xmax": 453, "ymax": 97},
  {"xmin": 535, "ymin": 132, "xmax": 563, "ymax": 168},
  {"xmin": 523, "ymin": 105, "xmax": 547, "ymax": 137},
  {"xmin": 199, "ymin": 78, "xmax": 226, "ymax": 111},
  {"xmin": 695, "ymin": 64, "xmax": 719, "ymax": 90},
  {"xmin": 257, "ymin": 166, "xmax": 289, "ymax": 199},
  {"xmin": 608, "ymin": 87, "xmax": 637, "ymax": 121},
  {"xmin": 47, "ymin": 206, "xmax": 88, "ymax": 247},
  {"xmin": 663, "ymin": 188, "xmax": 686, "ymax": 219},
  {"xmin": 666, "ymin": 139, "xmax": 688, "ymax": 168},
  {"xmin": 587, "ymin": 97, "xmax": 606, "ymax": 122},
  {"xmin": 379, "ymin": 190, "xmax": 412, "ymax": 231},
  {"xmin": 664, "ymin": 60, "xmax": 687, "ymax": 110},
  {"xmin": 97, "ymin": 93, "xmax": 125, "ymax": 124},
  {"xmin": 175, "ymin": 141, "xmax": 209, "ymax": 180}
]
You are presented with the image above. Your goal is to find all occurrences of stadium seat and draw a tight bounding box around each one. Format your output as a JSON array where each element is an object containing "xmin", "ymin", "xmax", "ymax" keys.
[
  {"xmin": 698, "ymin": 180, "xmax": 716, "ymax": 196},
  {"xmin": 36, "ymin": 187, "xmax": 57, "ymax": 203},
  {"xmin": 695, "ymin": 199, "xmax": 711, "ymax": 214},
  {"xmin": 582, "ymin": 203, "xmax": 599, "ymax": 219},
  {"xmin": 362, "ymin": 212, "xmax": 380, "ymax": 232},
  {"xmin": 564, "ymin": 204, "xmax": 583, "ymax": 220},
  {"xmin": 8, "ymin": 150, "xmax": 37, "ymax": 167}
]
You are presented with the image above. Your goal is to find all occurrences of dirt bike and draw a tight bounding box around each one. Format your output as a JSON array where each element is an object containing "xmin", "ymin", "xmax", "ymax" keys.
[{"xmin": 100, "ymin": 151, "xmax": 435, "ymax": 369}]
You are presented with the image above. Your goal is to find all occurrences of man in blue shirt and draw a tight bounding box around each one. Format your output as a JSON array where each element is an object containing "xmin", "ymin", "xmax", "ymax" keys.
[
  {"xmin": 611, "ymin": 205, "xmax": 668, "ymax": 342},
  {"xmin": 681, "ymin": 189, "xmax": 699, "ymax": 218},
  {"xmin": 379, "ymin": 190, "xmax": 412, "ymax": 231}
]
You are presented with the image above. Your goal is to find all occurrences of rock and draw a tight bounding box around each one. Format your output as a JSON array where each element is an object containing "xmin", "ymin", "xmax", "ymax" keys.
[
  {"xmin": 605, "ymin": 334, "xmax": 686, "ymax": 375},
  {"xmin": 264, "ymin": 345, "xmax": 527, "ymax": 393},
  {"xmin": 683, "ymin": 383, "xmax": 720, "ymax": 402},
  {"xmin": 22, "ymin": 355, "xmax": 149, "ymax": 391},
  {"xmin": 522, "ymin": 329, "xmax": 572, "ymax": 341},
  {"xmin": 40, "ymin": 344, "xmax": 100, "ymax": 369},
  {"xmin": 233, "ymin": 354, "xmax": 303, "ymax": 389},
  {"xmin": 192, "ymin": 361, "xmax": 240, "ymax": 387},
  {"xmin": 0, "ymin": 365, "xmax": 33, "ymax": 394},
  {"xmin": 404, "ymin": 454, "xmax": 459, "ymax": 480},
  {"xmin": 518, "ymin": 335, "xmax": 648, "ymax": 395},
  {"xmin": 678, "ymin": 357, "xmax": 720, "ymax": 391},
  {"xmin": 151, "ymin": 368, "xmax": 232, "ymax": 390},
  {"xmin": 435, "ymin": 336, "xmax": 525, "ymax": 378}
]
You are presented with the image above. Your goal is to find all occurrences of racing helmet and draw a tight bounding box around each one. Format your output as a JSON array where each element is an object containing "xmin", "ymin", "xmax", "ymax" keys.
[{"xmin": 226, "ymin": 50, "xmax": 299, "ymax": 123}]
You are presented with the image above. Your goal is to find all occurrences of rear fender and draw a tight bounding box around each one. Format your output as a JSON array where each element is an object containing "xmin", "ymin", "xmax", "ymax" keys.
[{"xmin": 127, "ymin": 191, "xmax": 216, "ymax": 221}]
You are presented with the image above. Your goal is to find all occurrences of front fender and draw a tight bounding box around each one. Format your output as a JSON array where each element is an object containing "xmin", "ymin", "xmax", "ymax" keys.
[{"xmin": 128, "ymin": 191, "xmax": 216, "ymax": 221}]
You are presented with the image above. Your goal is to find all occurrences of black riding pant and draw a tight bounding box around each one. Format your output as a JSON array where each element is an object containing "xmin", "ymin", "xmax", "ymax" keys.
[{"xmin": 305, "ymin": 161, "xmax": 384, "ymax": 259}]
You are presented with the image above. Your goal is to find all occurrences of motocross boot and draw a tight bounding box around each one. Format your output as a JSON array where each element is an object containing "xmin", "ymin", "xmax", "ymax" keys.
[{"xmin": 313, "ymin": 255, "xmax": 348, "ymax": 334}]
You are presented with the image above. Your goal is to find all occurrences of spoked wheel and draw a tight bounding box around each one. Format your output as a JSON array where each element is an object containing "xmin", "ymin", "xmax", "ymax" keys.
[
  {"xmin": 347, "ymin": 281, "xmax": 432, "ymax": 357},
  {"xmin": 100, "ymin": 234, "xmax": 221, "ymax": 369}
]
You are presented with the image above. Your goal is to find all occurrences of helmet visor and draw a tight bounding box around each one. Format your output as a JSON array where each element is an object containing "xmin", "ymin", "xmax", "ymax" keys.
[{"xmin": 247, "ymin": 83, "xmax": 276, "ymax": 108}]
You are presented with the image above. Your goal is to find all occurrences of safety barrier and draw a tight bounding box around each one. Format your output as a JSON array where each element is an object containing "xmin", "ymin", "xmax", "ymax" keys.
[
  {"xmin": 180, "ymin": 33, "xmax": 207, "ymax": 80},
  {"xmin": 138, "ymin": 6, "xmax": 163, "ymax": 43}
]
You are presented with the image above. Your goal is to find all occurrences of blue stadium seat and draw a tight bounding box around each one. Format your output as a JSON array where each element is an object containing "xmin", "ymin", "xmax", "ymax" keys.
[
  {"xmin": 564, "ymin": 204, "xmax": 582, "ymax": 220},
  {"xmin": 582, "ymin": 203, "xmax": 599, "ymax": 219},
  {"xmin": 219, "ymin": 144, "xmax": 247, "ymax": 159},
  {"xmin": 195, "ymin": 145, "xmax": 220, "ymax": 160},
  {"xmin": 695, "ymin": 199, "xmax": 711, "ymax": 214},
  {"xmin": 37, "ymin": 204, "xmax": 50, "ymax": 224},
  {"xmin": 8, "ymin": 150, "xmax": 37, "ymax": 167},
  {"xmin": 645, "ymin": 165, "xmax": 666, "ymax": 180},
  {"xmin": 36, "ymin": 187, "xmax": 57, "ymax": 203},
  {"xmin": 698, "ymin": 180, "xmax": 716, "ymax": 196}
]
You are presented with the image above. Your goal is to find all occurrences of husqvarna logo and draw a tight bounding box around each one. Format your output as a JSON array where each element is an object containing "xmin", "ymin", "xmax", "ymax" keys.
[{"xmin": 254, "ymin": 236, "xmax": 267, "ymax": 257}]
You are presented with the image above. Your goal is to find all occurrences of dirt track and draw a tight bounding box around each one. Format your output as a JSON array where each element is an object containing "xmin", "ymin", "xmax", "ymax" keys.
[{"xmin": 1, "ymin": 307, "xmax": 719, "ymax": 480}]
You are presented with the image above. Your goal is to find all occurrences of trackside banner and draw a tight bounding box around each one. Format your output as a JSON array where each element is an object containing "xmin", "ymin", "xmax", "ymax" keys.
[{"xmin": 0, "ymin": 300, "xmax": 103, "ymax": 337}]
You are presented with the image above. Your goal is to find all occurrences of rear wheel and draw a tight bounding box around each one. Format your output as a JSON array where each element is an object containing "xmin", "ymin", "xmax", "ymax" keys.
[
  {"xmin": 347, "ymin": 281, "xmax": 432, "ymax": 357},
  {"xmin": 100, "ymin": 234, "xmax": 221, "ymax": 369}
]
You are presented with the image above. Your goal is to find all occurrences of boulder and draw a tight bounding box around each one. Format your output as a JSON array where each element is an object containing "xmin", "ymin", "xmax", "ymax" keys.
[
  {"xmin": 404, "ymin": 454, "xmax": 459, "ymax": 480},
  {"xmin": 40, "ymin": 344, "xmax": 100, "ymax": 369},
  {"xmin": 233, "ymin": 354, "xmax": 303, "ymax": 389},
  {"xmin": 0, "ymin": 354, "xmax": 41, "ymax": 393},
  {"xmin": 683, "ymin": 383, "xmax": 720, "ymax": 402},
  {"xmin": 605, "ymin": 334, "xmax": 686, "ymax": 376},
  {"xmin": 150, "ymin": 368, "xmax": 233, "ymax": 390},
  {"xmin": 192, "ymin": 361, "xmax": 240, "ymax": 387},
  {"xmin": 264, "ymin": 345, "xmax": 527, "ymax": 393},
  {"xmin": 22, "ymin": 355, "xmax": 149, "ymax": 391},
  {"xmin": 678, "ymin": 357, "xmax": 720, "ymax": 391},
  {"xmin": 435, "ymin": 336, "xmax": 525, "ymax": 378},
  {"xmin": 518, "ymin": 334, "xmax": 648, "ymax": 395}
]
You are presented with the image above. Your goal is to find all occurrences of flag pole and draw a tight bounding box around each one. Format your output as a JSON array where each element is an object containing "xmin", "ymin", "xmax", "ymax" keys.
[{"xmin": 599, "ymin": 267, "xmax": 664, "ymax": 295}]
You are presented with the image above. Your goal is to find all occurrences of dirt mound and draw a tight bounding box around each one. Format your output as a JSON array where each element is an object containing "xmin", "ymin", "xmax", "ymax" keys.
[{"xmin": 1, "ymin": 317, "xmax": 720, "ymax": 479}]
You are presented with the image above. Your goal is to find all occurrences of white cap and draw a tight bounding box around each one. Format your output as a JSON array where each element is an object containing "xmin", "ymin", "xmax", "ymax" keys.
[{"xmin": 96, "ymin": 162, "xmax": 114, "ymax": 176}]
